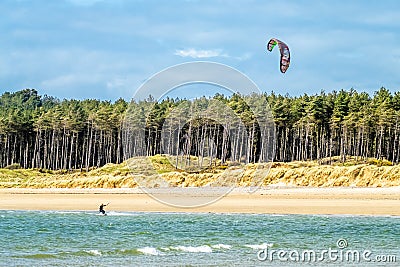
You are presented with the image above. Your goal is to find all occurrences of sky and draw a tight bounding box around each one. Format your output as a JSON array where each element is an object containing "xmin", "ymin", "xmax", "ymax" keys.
[{"xmin": 0, "ymin": 0, "xmax": 399, "ymax": 101}]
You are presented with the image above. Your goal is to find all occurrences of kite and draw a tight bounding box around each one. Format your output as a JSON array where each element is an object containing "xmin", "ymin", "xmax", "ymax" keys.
[{"xmin": 267, "ymin": 38, "xmax": 290, "ymax": 73}]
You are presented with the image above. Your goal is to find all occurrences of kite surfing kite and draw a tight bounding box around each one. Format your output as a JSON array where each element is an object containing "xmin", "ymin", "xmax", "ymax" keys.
[{"xmin": 266, "ymin": 38, "xmax": 290, "ymax": 73}]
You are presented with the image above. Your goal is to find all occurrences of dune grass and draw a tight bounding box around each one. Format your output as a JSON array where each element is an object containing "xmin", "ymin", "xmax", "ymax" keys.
[{"xmin": 0, "ymin": 155, "xmax": 399, "ymax": 188}]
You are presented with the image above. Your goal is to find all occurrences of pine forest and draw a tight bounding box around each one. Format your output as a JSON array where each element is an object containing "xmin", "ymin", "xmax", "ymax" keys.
[{"xmin": 1, "ymin": 88, "xmax": 399, "ymax": 170}]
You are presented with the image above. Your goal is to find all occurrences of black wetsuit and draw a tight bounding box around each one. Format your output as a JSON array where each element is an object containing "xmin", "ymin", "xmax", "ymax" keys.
[{"xmin": 99, "ymin": 204, "xmax": 106, "ymax": 215}]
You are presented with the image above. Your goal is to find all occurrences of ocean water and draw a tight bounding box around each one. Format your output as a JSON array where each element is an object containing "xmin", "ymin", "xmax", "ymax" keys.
[{"xmin": 0, "ymin": 210, "xmax": 399, "ymax": 266}]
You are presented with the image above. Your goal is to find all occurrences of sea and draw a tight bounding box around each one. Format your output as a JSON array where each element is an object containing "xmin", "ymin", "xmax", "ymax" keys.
[{"xmin": 0, "ymin": 210, "xmax": 399, "ymax": 266}]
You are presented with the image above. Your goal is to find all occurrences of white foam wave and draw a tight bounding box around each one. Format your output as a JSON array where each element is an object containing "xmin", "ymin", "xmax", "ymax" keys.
[
  {"xmin": 211, "ymin": 244, "xmax": 232, "ymax": 249},
  {"xmin": 85, "ymin": 249, "xmax": 102, "ymax": 256},
  {"xmin": 137, "ymin": 247, "xmax": 163, "ymax": 255},
  {"xmin": 171, "ymin": 245, "xmax": 212, "ymax": 253},
  {"xmin": 105, "ymin": 211, "xmax": 138, "ymax": 216},
  {"xmin": 245, "ymin": 243, "xmax": 273, "ymax": 250},
  {"xmin": 51, "ymin": 211, "xmax": 86, "ymax": 215}
]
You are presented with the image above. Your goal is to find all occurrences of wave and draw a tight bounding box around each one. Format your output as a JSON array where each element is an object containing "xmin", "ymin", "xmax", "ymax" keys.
[
  {"xmin": 51, "ymin": 211, "xmax": 88, "ymax": 215},
  {"xmin": 20, "ymin": 253, "xmax": 57, "ymax": 259},
  {"xmin": 171, "ymin": 245, "xmax": 212, "ymax": 253},
  {"xmin": 61, "ymin": 248, "xmax": 139, "ymax": 257},
  {"xmin": 245, "ymin": 243, "xmax": 273, "ymax": 250},
  {"xmin": 313, "ymin": 214, "xmax": 400, "ymax": 219},
  {"xmin": 137, "ymin": 247, "xmax": 164, "ymax": 256},
  {"xmin": 105, "ymin": 211, "xmax": 140, "ymax": 216},
  {"xmin": 4, "ymin": 210, "xmax": 142, "ymax": 217},
  {"xmin": 211, "ymin": 244, "xmax": 232, "ymax": 249},
  {"xmin": 84, "ymin": 249, "xmax": 102, "ymax": 256}
]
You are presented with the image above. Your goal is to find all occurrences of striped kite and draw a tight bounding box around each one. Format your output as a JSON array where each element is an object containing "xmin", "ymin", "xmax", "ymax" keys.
[{"xmin": 267, "ymin": 38, "xmax": 290, "ymax": 73}]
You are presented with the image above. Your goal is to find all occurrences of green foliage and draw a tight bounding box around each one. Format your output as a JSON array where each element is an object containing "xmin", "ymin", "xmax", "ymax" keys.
[{"xmin": 332, "ymin": 89, "xmax": 350, "ymax": 123}]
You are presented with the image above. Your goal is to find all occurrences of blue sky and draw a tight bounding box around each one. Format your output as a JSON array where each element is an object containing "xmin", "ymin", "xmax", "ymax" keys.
[{"xmin": 0, "ymin": 0, "xmax": 399, "ymax": 100}]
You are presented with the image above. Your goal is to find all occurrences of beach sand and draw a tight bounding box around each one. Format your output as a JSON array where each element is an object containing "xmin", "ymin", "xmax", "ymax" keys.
[{"xmin": 0, "ymin": 187, "xmax": 399, "ymax": 215}]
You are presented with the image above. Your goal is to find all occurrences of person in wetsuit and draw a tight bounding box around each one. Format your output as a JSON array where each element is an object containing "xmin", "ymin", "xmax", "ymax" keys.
[{"xmin": 99, "ymin": 203, "xmax": 107, "ymax": 215}]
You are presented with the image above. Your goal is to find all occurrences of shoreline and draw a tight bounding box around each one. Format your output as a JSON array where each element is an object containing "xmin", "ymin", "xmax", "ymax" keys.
[{"xmin": 1, "ymin": 187, "xmax": 399, "ymax": 216}]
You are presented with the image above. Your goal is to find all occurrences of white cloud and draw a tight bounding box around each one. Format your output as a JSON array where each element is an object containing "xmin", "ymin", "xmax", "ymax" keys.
[{"xmin": 174, "ymin": 48, "xmax": 227, "ymax": 58}]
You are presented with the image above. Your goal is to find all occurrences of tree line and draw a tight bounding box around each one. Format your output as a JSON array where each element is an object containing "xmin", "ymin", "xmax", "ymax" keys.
[{"xmin": 0, "ymin": 87, "xmax": 399, "ymax": 170}]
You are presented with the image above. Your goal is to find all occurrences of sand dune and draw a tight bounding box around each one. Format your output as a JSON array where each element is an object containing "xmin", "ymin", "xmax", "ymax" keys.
[{"xmin": 1, "ymin": 157, "xmax": 400, "ymax": 189}]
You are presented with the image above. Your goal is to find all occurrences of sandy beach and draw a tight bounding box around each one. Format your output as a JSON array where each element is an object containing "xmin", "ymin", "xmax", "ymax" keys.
[{"xmin": 1, "ymin": 187, "xmax": 399, "ymax": 216}]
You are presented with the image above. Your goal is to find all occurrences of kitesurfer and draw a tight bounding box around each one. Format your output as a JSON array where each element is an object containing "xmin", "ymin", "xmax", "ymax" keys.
[{"xmin": 99, "ymin": 203, "xmax": 107, "ymax": 215}]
